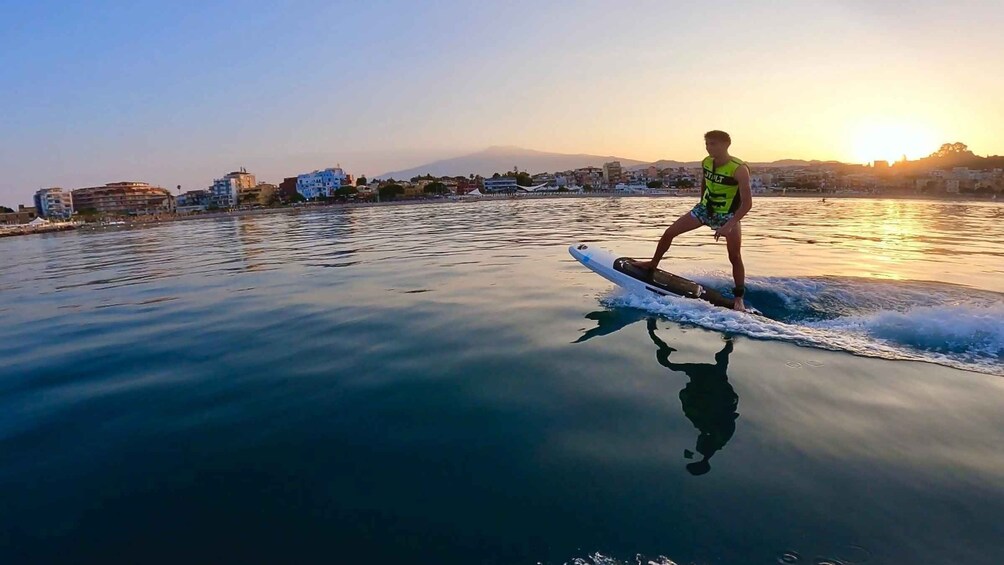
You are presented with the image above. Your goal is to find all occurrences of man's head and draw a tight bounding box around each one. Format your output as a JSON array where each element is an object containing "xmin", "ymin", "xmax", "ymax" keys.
[{"xmin": 704, "ymin": 130, "xmax": 732, "ymax": 158}]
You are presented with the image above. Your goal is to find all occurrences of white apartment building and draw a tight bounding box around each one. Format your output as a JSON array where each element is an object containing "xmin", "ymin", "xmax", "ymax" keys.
[{"xmin": 296, "ymin": 167, "xmax": 348, "ymax": 200}]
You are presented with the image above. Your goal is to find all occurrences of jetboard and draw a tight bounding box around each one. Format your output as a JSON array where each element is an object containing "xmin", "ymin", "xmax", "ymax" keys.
[{"xmin": 568, "ymin": 242, "xmax": 737, "ymax": 309}]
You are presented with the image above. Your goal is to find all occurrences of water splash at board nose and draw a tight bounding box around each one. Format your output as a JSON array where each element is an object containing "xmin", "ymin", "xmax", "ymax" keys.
[{"xmin": 601, "ymin": 274, "xmax": 1004, "ymax": 376}]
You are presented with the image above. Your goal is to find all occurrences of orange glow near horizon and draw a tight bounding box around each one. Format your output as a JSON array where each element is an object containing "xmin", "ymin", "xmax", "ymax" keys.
[{"xmin": 851, "ymin": 121, "xmax": 940, "ymax": 165}]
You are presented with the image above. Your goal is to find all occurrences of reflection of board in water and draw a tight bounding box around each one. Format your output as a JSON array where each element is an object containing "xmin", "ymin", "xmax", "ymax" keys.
[{"xmin": 614, "ymin": 257, "xmax": 736, "ymax": 309}]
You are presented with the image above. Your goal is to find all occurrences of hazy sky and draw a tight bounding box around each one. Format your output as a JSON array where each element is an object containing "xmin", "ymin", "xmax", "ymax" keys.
[{"xmin": 2, "ymin": 0, "xmax": 1002, "ymax": 207}]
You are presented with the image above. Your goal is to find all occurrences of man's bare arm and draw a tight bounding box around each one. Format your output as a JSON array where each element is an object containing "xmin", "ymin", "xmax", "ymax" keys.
[{"xmin": 731, "ymin": 164, "xmax": 753, "ymax": 222}]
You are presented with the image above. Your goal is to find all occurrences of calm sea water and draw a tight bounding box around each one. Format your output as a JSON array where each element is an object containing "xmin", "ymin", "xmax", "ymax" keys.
[{"xmin": 2, "ymin": 197, "xmax": 1003, "ymax": 564}]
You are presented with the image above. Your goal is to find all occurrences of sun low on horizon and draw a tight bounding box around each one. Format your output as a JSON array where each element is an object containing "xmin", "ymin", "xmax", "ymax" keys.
[{"xmin": 849, "ymin": 120, "xmax": 941, "ymax": 164}]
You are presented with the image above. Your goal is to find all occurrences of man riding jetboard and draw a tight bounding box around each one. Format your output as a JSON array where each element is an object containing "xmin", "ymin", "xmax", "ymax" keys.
[{"xmin": 632, "ymin": 130, "xmax": 753, "ymax": 311}]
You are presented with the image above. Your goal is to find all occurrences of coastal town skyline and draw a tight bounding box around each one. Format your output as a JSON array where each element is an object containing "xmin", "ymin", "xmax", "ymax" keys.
[
  {"xmin": 3, "ymin": 1, "xmax": 1003, "ymax": 206},
  {"xmin": 3, "ymin": 139, "xmax": 999, "ymax": 229},
  {"xmin": 3, "ymin": 140, "xmax": 1002, "ymax": 213}
]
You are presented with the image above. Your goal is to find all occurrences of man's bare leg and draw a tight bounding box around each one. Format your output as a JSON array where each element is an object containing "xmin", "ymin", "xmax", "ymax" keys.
[
  {"xmin": 633, "ymin": 212, "xmax": 703, "ymax": 271},
  {"xmin": 725, "ymin": 223, "xmax": 745, "ymax": 311}
]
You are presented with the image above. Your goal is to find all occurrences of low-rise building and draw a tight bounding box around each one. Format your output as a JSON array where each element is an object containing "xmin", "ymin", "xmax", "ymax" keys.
[
  {"xmin": 402, "ymin": 182, "xmax": 424, "ymax": 198},
  {"xmin": 33, "ymin": 187, "xmax": 74, "ymax": 219},
  {"xmin": 574, "ymin": 167, "xmax": 604, "ymax": 187},
  {"xmin": 441, "ymin": 178, "xmax": 459, "ymax": 193},
  {"xmin": 177, "ymin": 190, "xmax": 209, "ymax": 207},
  {"xmin": 239, "ymin": 183, "xmax": 277, "ymax": 206},
  {"xmin": 951, "ymin": 167, "xmax": 973, "ymax": 180},
  {"xmin": 0, "ymin": 205, "xmax": 38, "ymax": 225},
  {"xmin": 457, "ymin": 176, "xmax": 482, "ymax": 195},
  {"xmin": 72, "ymin": 182, "xmax": 174, "ymax": 215},
  {"xmin": 177, "ymin": 190, "xmax": 210, "ymax": 213},
  {"xmin": 531, "ymin": 173, "xmax": 554, "ymax": 186},
  {"xmin": 277, "ymin": 177, "xmax": 299, "ymax": 202},
  {"xmin": 484, "ymin": 177, "xmax": 518, "ymax": 193}
]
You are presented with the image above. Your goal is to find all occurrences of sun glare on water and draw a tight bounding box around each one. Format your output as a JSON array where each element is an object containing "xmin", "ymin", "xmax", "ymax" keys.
[{"xmin": 851, "ymin": 121, "xmax": 939, "ymax": 164}]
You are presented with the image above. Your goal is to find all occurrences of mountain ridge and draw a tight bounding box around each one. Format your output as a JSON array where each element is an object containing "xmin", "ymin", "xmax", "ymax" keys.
[
  {"xmin": 378, "ymin": 146, "xmax": 648, "ymax": 180},
  {"xmin": 378, "ymin": 147, "xmax": 853, "ymax": 179}
]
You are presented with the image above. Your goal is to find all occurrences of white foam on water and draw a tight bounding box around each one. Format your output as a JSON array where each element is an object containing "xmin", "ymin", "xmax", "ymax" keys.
[
  {"xmin": 601, "ymin": 275, "xmax": 1004, "ymax": 376},
  {"xmin": 566, "ymin": 553, "xmax": 679, "ymax": 565}
]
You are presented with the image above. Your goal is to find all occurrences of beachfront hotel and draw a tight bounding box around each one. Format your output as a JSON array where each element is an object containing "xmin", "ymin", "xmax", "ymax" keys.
[
  {"xmin": 71, "ymin": 182, "xmax": 174, "ymax": 215},
  {"xmin": 210, "ymin": 169, "xmax": 257, "ymax": 208},
  {"xmin": 296, "ymin": 167, "xmax": 349, "ymax": 200},
  {"xmin": 33, "ymin": 187, "xmax": 74, "ymax": 219}
]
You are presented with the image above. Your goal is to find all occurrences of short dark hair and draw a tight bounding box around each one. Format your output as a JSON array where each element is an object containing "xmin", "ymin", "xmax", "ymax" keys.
[{"xmin": 704, "ymin": 130, "xmax": 731, "ymax": 144}]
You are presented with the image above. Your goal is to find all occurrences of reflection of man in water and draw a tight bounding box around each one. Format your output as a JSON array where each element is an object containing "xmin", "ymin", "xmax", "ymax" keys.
[{"xmin": 647, "ymin": 319, "xmax": 739, "ymax": 476}]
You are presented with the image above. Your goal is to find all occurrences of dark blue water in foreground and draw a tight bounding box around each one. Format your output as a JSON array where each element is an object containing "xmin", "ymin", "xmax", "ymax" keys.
[{"xmin": 2, "ymin": 198, "xmax": 1003, "ymax": 564}]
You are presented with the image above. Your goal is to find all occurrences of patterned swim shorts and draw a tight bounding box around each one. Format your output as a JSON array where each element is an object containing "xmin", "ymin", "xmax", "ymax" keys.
[{"xmin": 690, "ymin": 203, "xmax": 734, "ymax": 230}]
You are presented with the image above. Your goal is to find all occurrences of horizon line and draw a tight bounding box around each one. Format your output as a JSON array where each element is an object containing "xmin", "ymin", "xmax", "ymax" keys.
[{"xmin": 5, "ymin": 143, "xmax": 996, "ymax": 208}]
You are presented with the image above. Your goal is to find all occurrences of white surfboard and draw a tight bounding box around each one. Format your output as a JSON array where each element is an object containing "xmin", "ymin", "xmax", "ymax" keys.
[{"xmin": 568, "ymin": 242, "xmax": 738, "ymax": 310}]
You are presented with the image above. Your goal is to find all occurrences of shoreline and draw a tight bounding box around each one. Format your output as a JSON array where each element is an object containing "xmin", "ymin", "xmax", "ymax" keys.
[
  {"xmin": 0, "ymin": 223, "xmax": 78, "ymax": 238},
  {"xmin": 91, "ymin": 190, "xmax": 1000, "ymax": 229}
]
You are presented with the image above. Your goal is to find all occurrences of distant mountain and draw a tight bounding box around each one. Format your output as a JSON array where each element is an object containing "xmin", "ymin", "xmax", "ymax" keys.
[
  {"xmin": 760, "ymin": 159, "xmax": 846, "ymax": 167},
  {"xmin": 378, "ymin": 146, "xmax": 648, "ymax": 179},
  {"xmin": 378, "ymin": 146, "xmax": 859, "ymax": 179},
  {"xmin": 629, "ymin": 160, "xmax": 701, "ymax": 170},
  {"xmin": 629, "ymin": 158, "xmax": 850, "ymax": 170}
]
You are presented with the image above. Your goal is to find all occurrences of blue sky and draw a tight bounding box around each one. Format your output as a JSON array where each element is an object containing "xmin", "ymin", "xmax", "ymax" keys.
[{"xmin": 2, "ymin": 0, "xmax": 1002, "ymax": 207}]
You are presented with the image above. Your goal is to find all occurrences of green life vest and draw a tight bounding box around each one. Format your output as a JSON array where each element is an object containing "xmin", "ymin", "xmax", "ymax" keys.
[{"xmin": 701, "ymin": 156, "xmax": 746, "ymax": 214}]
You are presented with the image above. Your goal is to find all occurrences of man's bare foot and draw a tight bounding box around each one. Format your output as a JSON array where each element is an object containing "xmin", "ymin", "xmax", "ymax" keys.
[{"xmin": 733, "ymin": 297, "xmax": 746, "ymax": 312}]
